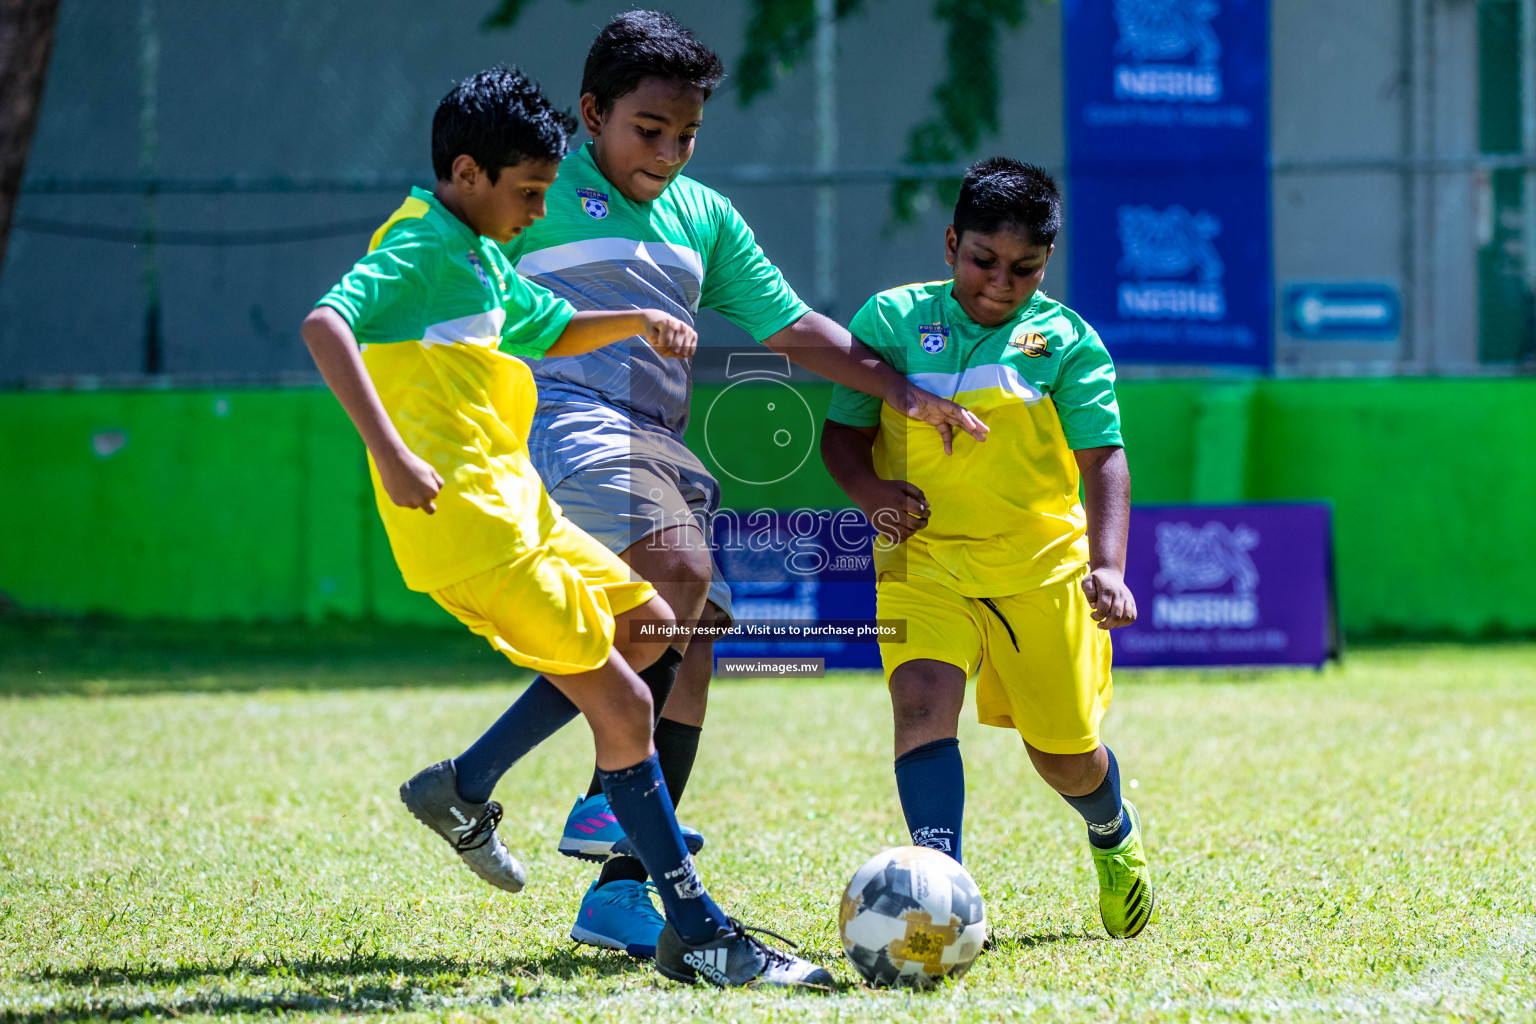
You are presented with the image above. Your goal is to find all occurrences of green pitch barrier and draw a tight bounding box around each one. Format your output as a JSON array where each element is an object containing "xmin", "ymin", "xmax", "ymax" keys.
[{"xmin": 1, "ymin": 377, "xmax": 1533, "ymax": 638}]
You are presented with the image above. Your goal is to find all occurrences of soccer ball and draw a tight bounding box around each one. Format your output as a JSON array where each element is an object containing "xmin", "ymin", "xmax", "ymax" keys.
[{"xmin": 838, "ymin": 846, "xmax": 987, "ymax": 988}]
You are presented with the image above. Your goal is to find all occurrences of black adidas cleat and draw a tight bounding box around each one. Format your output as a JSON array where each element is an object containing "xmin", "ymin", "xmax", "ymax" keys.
[
  {"xmin": 655, "ymin": 918, "xmax": 833, "ymax": 989},
  {"xmin": 399, "ymin": 760, "xmax": 526, "ymax": 893}
]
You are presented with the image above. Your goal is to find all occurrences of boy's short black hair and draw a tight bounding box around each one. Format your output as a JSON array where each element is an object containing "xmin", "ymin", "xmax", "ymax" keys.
[
  {"xmin": 953, "ymin": 158, "xmax": 1062, "ymax": 247},
  {"xmin": 581, "ymin": 10, "xmax": 726, "ymax": 116},
  {"xmin": 432, "ymin": 65, "xmax": 576, "ymax": 182}
]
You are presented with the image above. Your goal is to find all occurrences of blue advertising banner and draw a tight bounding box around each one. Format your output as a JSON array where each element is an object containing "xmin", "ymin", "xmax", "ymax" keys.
[
  {"xmin": 1064, "ymin": 0, "xmax": 1270, "ymax": 166},
  {"xmin": 1064, "ymin": 0, "xmax": 1273, "ymax": 368},
  {"xmin": 1113, "ymin": 504, "xmax": 1338, "ymax": 667},
  {"xmin": 1069, "ymin": 169, "xmax": 1271, "ymax": 364},
  {"xmin": 712, "ymin": 509, "xmax": 884, "ymax": 670},
  {"xmin": 711, "ymin": 504, "xmax": 1334, "ymax": 672}
]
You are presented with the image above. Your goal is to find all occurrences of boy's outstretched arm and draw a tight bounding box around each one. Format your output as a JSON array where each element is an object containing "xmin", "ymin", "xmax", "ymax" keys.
[
  {"xmin": 543, "ymin": 309, "xmax": 697, "ymax": 359},
  {"xmin": 302, "ymin": 306, "xmax": 444, "ymax": 513},
  {"xmin": 820, "ymin": 419, "xmax": 930, "ymax": 545},
  {"xmin": 1075, "ymin": 445, "xmax": 1137, "ymax": 629},
  {"xmin": 766, "ymin": 312, "xmax": 988, "ymax": 453}
]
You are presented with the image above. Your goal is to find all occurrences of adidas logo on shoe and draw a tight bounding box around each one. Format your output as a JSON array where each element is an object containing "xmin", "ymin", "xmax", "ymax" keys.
[{"xmin": 683, "ymin": 947, "xmax": 731, "ymax": 986}]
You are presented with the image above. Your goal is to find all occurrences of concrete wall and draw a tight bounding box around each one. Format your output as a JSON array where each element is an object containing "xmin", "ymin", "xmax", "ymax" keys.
[{"xmin": 2, "ymin": 0, "xmax": 1512, "ymax": 382}]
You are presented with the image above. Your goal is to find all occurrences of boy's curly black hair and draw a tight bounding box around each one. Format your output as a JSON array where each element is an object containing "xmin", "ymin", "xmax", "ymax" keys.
[
  {"xmin": 581, "ymin": 10, "xmax": 725, "ymax": 116},
  {"xmin": 953, "ymin": 157, "xmax": 1063, "ymax": 246},
  {"xmin": 432, "ymin": 65, "xmax": 577, "ymax": 182}
]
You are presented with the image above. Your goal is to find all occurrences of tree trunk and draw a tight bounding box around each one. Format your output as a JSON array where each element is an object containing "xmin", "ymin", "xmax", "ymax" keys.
[{"xmin": 0, "ymin": 0, "xmax": 62, "ymax": 279}]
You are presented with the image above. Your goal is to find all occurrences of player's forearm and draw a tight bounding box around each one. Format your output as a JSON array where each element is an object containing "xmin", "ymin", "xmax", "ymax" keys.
[
  {"xmin": 1078, "ymin": 446, "xmax": 1131, "ymax": 574},
  {"xmin": 763, "ymin": 312, "xmax": 906, "ymax": 404},
  {"xmin": 820, "ymin": 420, "xmax": 883, "ymax": 500},
  {"xmin": 543, "ymin": 310, "xmax": 652, "ymax": 357},
  {"xmin": 301, "ymin": 307, "xmax": 410, "ymax": 462}
]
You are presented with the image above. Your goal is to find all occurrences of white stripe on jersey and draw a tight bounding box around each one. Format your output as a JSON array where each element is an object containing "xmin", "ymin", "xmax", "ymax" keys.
[
  {"xmin": 517, "ymin": 238, "xmax": 705, "ymax": 288},
  {"xmin": 907, "ymin": 362, "xmax": 1046, "ymax": 404},
  {"xmin": 420, "ymin": 308, "xmax": 507, "ymax": 348}
]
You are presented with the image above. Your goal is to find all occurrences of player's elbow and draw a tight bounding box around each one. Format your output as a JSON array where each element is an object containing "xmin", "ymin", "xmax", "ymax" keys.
[{"xmin": 300, "ymin": 307, "xmax": 331, "ymax": 352}]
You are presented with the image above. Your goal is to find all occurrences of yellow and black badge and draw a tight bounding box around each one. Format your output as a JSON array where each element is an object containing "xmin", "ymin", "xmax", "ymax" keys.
[{"xmin": 1010, "ymin": 330, "xmax": 1050, "ymax": 357}]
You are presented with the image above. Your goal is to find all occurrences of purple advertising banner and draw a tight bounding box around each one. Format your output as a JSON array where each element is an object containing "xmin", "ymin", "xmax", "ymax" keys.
[
  {"xmin": 711, "ymin": 505, "xmax": 1335, "ymax": 671},
  {"xmin": 1114, "ymin": 503, "xmax": 1337, "ymax": 668}
]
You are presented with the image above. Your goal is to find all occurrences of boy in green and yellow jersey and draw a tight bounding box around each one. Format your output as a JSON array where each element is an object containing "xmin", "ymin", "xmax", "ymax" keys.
[
  {"xmin": 821, "ymin": 158, "xmax": 1155, "ymax": 939},
  {"xmin": 302, "ymin": 66, "xmax": 830, "ymax": 988}
]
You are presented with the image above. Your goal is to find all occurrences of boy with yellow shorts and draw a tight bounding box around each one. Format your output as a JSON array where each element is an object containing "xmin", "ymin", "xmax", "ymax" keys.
[
  {"xmin": 820, "ymin": 158, "xmax": 1153, "ymax": 939},
  {"xmin": 301, "ymin": 66, "xmax": 829, "ymax": 987}
]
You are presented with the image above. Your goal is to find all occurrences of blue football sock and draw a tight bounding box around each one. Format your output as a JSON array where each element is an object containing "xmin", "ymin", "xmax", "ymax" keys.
[
  {"xmin": 452, "ymin": 676, "xmax": 578, "ymax": 803},
  {"xmin": 599, "ymin": 754, "xmax": 726, "ymax": 945},
  {"xmin": 1060, "ymin": 746, "xmax": 1132, "ymax": 850},
  {"xmin": 894, "ymin": 737, "xmax": 966, "ymax": 863}
]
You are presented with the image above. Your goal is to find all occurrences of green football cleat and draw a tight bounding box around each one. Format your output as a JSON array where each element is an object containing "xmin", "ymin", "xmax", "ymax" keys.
[{"xmin": 1091, "ymin": 800, "xmax": 1154, "ymax": 938}]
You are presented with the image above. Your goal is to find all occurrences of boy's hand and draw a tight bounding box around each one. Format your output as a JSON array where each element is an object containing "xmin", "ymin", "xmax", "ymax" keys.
[
  {"xmin": 1082, "ymin": 568, "xmax": 1137, "ymax": 629},
  {"xmin": 851, "ymin": 478, "xmax": 930, "ymax": 545},
  {"xmin": 377, "ymin": 447, "xmax": 444, "ymax": 514},
  {"xmin": 888, "ymin": 381, "xmax": 990, "ymax": 454},
  {"xmin": 640, "ymin": 310, "xmax": 698, "ymax": 359}
]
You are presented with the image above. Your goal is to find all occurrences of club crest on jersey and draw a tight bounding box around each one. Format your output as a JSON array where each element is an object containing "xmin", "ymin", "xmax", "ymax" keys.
[
  {"xmin": 465, "ymin": 251, "xmax": 496, "ymax": 292},
  {"xmin": 918, "ymin": 323, "xmax": 948, "ymax": 354},
  {"xmin": 1010, "ymin": 330, "xmax": 1051, "ymax": 357},
  {"xmin": 577, "ymin": 186, "xmax": 610, "ymax": 219}
]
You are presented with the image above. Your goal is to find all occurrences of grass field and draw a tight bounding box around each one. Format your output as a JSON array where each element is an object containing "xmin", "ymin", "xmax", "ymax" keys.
[{"xmin": 2, "ymin": 621, "xmax": 1534, "ymax": 1022}]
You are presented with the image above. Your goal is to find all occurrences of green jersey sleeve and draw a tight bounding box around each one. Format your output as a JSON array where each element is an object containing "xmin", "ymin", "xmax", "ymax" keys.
[
  {"xmin": 498, "ymin": 267, "xmax": 576, "ymax": 358},
  {"xmin": 825, "ymin": 294, "xmax": 888, "ymax": 428},
  {"xmin": 1052, "ymin": 327, "xmax": 1124, "ymax": 449},
  {"xmin": 699, "ymin": 198, "xmax": 811, "ymax": 341},
  {"xmin": 317, "ymin": 223, "xmax": 437, "ymax": 346}
]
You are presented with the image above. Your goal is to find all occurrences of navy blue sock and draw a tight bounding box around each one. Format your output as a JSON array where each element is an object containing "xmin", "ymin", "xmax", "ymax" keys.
[
  {"xmin": 452, "ymin": 677, "xmax": 578, "ymax": 803},
  {"xmin": 894, "ymin": 737, "xmax": 965, "ymax": 864},
  {"xmin": 1060, "ymin": 746, "xmax": 1132, "ymax": 849},
  {"xmin": 599, "ymin": 754, "xmax": 726, "ymax": 945}
]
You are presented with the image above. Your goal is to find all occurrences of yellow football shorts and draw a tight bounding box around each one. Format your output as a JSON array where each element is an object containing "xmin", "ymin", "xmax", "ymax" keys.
[
  {"xmin": 877, "ymin": 568, "xmax": 1113, "ymax": 754},
  {"xmin": 431, "ymin": 514, "xmax": 657, "ymax": 676}
]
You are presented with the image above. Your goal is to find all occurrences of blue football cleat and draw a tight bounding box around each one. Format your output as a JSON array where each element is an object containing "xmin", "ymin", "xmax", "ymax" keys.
[
  {"xmin": 569, "ymin": 879, "xmax": 666, "ymax": 959},
  {"xmin": 557, "ymin": 793, "xmax": 705, "ymax": 862}
]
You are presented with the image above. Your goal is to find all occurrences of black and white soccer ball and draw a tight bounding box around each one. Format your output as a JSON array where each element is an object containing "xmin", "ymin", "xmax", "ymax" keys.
[{"xmin": 838, "ymin": 846, "xmax": 987, "ymax": 988}]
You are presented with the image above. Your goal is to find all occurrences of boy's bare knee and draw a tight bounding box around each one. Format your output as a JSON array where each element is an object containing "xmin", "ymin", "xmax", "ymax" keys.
[
  {"xmin": 1026, "ymin": 745, "xmax": 1106, "ymax": 797},
  {"xmin": 893, "ymin": 699, "xmax": 944, "ymax": 733},
  {"xmin": 889, "ymin": 660, "xmax": 965, "ymax": 754},
  {"xmin": 613, "ymin": 595, "xmax": 675, "ymax": 670},
  {"xmin": 625, "ymin": 531, "xmax": 713, "ymax": 614}
]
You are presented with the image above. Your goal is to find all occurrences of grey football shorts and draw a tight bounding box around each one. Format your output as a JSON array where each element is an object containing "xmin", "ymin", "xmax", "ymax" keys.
[{"xmin": 549, "ymin": 453, "xmax": 735, "ymax": 626}]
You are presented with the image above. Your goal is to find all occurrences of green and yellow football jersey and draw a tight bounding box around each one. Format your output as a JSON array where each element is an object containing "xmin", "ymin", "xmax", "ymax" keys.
[
  {"xmin": 319, "ymin": 188, "xmax": 575, "ymax": 592},
  {"xmin": 827, "ymin": 280, "xmax": 1122, "ymax": 597},
  {"xmin": 502, "ymin": 143, "xmax": 810, "ymax": 485}
]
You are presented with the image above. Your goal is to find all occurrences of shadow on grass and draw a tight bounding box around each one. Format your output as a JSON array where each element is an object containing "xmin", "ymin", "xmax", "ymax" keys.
[
  {"xmin": 0, "ymin": 614, "xmax": 523, "ymax": 697},
  {"xmin": 13, "ymin": 949, "xmax": 655, "ymax": 1022},
  {"xmin": 989, "ymin": 930, "xmax": 1102, "ymax": 951}
]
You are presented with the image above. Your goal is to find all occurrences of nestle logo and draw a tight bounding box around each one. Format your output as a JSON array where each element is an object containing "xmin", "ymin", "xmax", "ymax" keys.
[{"xmin": 1114, "ymin": 65, "xmax": 1221, "ymax": 102}]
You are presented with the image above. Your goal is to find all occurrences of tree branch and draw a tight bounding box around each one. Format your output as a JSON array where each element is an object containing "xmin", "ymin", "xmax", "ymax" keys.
[{"xmin": 0, "ymin": 0, "xmax": 62, "ymax": 277}]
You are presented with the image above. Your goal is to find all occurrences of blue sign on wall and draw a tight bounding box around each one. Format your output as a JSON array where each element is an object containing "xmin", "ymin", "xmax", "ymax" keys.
[
  {"xmin": 1064, "ymin": 0, "xmax": 1273, "ymax": 369},
  {"xmin": 1283, "ymin": 281, "xmax": 1401, "ymax": 341}
]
